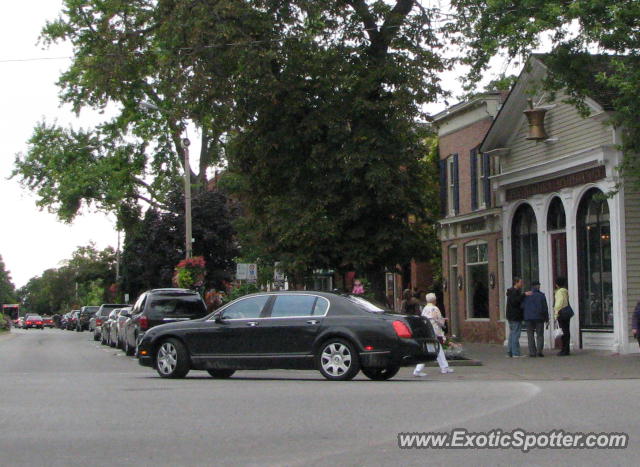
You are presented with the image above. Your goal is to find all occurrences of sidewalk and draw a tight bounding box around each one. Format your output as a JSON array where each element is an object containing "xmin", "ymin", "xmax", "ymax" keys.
[{"xmin": 422, "ymin": 342, "xmax": 640, "ymax": 381}]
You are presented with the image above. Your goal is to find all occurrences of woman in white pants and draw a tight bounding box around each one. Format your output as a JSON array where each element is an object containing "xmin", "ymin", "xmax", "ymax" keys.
[{"xmin": 413, "ymin": 293, "xmax": 454, "ymax": 377}]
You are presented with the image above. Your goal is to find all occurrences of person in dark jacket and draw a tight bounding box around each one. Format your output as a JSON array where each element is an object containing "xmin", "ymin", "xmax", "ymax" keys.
[
  {"xmin": 632, "ymin": 301, "xmax": 640, "ymax": 349},
  {"xmin": 506, "ymin": 277, "xmax": 526, "ymax": 357},
  {"xmin": 522, "ymin": 281, "xmax": 549, "ymax": 357}
]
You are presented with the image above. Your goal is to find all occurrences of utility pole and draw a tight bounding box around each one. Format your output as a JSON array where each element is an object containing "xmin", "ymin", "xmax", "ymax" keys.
[{"xmin": 183, "ymin": 137, "xmax": 193, "ymax": 259}]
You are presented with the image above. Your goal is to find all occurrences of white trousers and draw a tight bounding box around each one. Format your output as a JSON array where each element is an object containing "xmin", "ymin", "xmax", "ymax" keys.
[{"xmin": 414, "ymin": 346, "xmax": 449, "ymax": 372}]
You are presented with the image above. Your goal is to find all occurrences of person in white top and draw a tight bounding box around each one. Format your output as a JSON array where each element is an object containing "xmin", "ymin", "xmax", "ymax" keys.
[{"xmin": 413, "ymin": 293, "xmax": 454, "ymax": 377}]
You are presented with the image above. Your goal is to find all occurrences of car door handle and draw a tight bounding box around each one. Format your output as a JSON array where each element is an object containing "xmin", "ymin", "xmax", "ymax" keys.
[
  {"xmin": 306, "ymin": 320, "xmax": 319, "ymax": 325},
  {"xmin": 247, "ymin": 321, "xmax": 259, "ymax": 327}
]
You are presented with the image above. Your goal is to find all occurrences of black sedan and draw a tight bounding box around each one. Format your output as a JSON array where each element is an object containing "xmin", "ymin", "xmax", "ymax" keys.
[{"xmin": 137, "ymin": 292, "xmax": 440, "ymax": 381}]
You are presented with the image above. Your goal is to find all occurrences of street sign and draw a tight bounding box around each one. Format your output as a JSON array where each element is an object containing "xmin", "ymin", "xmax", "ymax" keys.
[
  {"xmin": 236, "ymin": 263, "xmax": 249, "ymax": 280},
  {"xmin": 247, "ymin": 263, "xmax": 258, "ymax": 282}
]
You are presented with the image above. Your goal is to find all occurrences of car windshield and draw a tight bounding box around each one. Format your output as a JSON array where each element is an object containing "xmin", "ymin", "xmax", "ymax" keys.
[
  {"xmin": 343, "ymin": 295, "xmax": 388, "ymax": 313},
  {"xmin": 28, "ymin": 316, "xmax": 42, "ymax": 320}
]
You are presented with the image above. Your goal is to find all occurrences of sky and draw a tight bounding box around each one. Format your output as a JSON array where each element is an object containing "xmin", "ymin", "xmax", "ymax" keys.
[
  {"xmin": 0, "ymin": 1, "xmax": 518, "ymax": 290},
  {"xmin": 0, "ymin": 1, "xmax": 117, "ymax": 289}
]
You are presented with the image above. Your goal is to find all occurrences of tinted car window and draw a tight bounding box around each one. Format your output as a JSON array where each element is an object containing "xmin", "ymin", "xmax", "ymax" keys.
[
  {"xmin": 313, "ymin": 297, "xmax": 330, "ymax": 316},
  {"xmin": 270, "ymin": 295, "xmax": 317, "ymax": 318},
  {"xmin": 147, "ymin": 296, "xmax": 207, "ymax": 319},
  {"xmin": 222, "ymin": 296, "xmax": 269, "ymax": 320}
]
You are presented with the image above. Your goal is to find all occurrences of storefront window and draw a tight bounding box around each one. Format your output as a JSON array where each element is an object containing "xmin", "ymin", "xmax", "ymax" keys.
[
  {"xmin": 547, "ymin": 197, "xmax": 566, "ymax": 231},
  {"xmin": 577, "ymin": 189, "xmax": 613, "ymax": 329},
  {"xmin": 512, "ymin": 203, "xmax": 539, "ymax": 289},
  {"xmin": 466, "ymin": 241, "xmax": 489, "ymax": 319}
]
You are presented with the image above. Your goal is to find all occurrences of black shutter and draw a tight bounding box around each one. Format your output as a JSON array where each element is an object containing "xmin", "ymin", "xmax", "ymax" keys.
[
  {"xmin": 453, "ymin": 154, "xmax": 459, "ymax": 214},
  {"xmin": 439, "ymin": 159, "xmax": 447, "ymax": 217},
  {"xmin": 470, "ymin": 149, "xmax": 478, "ymax": 211},
  {"xmin": 483, "ymin": 152, "xmax": 491, "ymax": 208}
]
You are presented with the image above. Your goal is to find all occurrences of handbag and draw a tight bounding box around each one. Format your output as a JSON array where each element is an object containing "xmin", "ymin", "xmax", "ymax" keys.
[
  {"xmin": 558, "ymin": 305, "xmax": 574, "ymax": 321},
  {"xmin": 553, "ymin": 326, "xmax": 563, "ymax": 348}
]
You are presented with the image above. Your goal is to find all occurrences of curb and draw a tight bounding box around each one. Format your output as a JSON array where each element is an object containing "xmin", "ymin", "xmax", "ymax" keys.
[{"xmin": 424, "ymin": 358, "xmax": 483, "ymax": 367}]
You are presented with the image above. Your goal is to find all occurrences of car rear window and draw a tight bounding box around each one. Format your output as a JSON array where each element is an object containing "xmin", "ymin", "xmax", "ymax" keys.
[
  {"xmin": 343, "ymin": 295, "xmax": 387, "ymax": 313},
  {"xmin": 148, "ymin": 296, "xmax": 207, "ymax": 319}
]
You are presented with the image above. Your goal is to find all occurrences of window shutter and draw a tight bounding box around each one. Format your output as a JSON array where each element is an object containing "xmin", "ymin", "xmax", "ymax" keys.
[
  {"xmin": 483, "ymin": 152, "xmax": 491, "ymax": 208},
  {"xmin": 470, "ymin": 149, "xmax": 478, "ymax": 211},
  {"xmin": 453, "ymin": 154, "xmax": 460, "ymax": 214},
  {"xmin": 439, "ymin": 159, "xmax": 447, "ymax": 217}
]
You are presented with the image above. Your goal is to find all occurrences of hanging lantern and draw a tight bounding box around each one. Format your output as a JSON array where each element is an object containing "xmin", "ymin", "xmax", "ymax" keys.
[{"xmin": 523, "ymin": 99, "xmax": 549, "ymax": 141}]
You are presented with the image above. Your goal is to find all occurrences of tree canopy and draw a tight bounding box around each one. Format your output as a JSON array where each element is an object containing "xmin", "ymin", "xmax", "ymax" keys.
[{"xmin": 17, "ymin": 244, "xmax": 117, "ymax": 315}]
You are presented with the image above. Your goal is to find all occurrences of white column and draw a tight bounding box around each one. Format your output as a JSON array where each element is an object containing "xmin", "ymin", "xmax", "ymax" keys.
[
  {"xmin": 562, "ymin": 189, "xmax": 578, "ymax": 351},
  {"xmin": 531, "ymin": 196, "xmax": 552, "ymax": 348}
]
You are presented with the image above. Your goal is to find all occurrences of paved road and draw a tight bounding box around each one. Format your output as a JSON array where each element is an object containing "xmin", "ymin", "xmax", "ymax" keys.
[{"xmin": 0, "ymin": 329, "xmax": 638, "ymax": 466}]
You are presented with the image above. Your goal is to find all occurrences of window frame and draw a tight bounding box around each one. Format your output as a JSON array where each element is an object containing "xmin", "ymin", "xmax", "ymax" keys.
[{"xmin": 465, "ymin": 240, "xmax": 490, "ymax": 320}]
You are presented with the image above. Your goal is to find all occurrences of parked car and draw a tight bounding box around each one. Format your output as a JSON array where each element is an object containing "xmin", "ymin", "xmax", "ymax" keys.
[
  {"xmin": 123, "ymin": 289, "xmax": 208, "ymax": 357},
  {"xmin": 66, "ymin": 311, "xmax": 80, "ymax": 330},
  {"xmin": 115, "ymin": 307, "xmax": 133, "ymax": 349},
  {"xmin": 137, "ymin": 292, "xmax": 440, "ymax": 380},
  {"xmin": 77, "ymin": 306, "xmax": 100, "ymax": 332},
  {"xmin": 42, "ymin": 316, "xmax": 54, "ymax": 328},
  {"xmin": 93, "ymin": 304, "xmax": 128, "ymax": 342},
  {"xmin": 24, "ymin": 315, "xmax": 44, "ymax": 329},
  {"xmin": 101, "ymin": 309, "xmax": 119, "ymax": 346}
]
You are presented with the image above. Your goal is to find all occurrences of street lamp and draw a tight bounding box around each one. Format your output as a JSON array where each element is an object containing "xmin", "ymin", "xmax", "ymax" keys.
[
  {"xmin": 182, "ymin": 137, "xmax": 193, "ymax": 259},
  {"xmin": 139, "ymin": 101, "xmax": 193, "ymax": 259}
]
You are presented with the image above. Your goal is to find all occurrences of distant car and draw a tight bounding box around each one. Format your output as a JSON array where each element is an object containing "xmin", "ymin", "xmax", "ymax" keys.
[
  {"xmin": 123, "ymin": 289, "xmax": 208, "ymax": 357},
  {"xmin": 24, "ymin": 315, "xmax": 44, "ymax": 329},
  {"xmin": 93, "ymin": 304, "xmax": 128, "ymax": 342},
  {"xmin": 66, "ymin": 311, "xmax": 80, "ymax": 330},
  {"xmin": 42, "ymin": 316, "xmax": 54, "ymax": 328},
  {"xmin": 77, "ymin": 306, "xmax": 99, "ymax": 332},
  {"xmin": 101, "ymin": 309, "xmax": 120, "ymax": 346},
  {"xmin": 137, "ymin": 292, "xmax": 440, "ymax": 380}
]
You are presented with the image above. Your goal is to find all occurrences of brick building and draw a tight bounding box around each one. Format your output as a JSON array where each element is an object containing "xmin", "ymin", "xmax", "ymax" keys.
[{"xmin": 435, "ymin": 93, "xmax": 506, "ymax": 343}]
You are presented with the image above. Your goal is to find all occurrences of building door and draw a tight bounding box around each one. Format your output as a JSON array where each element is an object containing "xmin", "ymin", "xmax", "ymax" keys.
[{"xmin": 550, "ymin": 233, "xmax": 567, "ymax": 288}]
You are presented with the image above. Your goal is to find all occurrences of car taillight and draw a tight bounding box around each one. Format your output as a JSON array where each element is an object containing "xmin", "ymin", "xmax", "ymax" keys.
[
  {"xmin": 139, "ymin": 315, "xmax": 148, "ymax": 331},
  {"xmin": 36, "ymin": 321, "xmax": 42, "ymax": 325},
  {"xmin": 392, "ymin": 320, "xmax": 413, "ymax": 338},
  {"xmin": 96, "ymin": 319, "xmax": 102, "ymax": 326}
]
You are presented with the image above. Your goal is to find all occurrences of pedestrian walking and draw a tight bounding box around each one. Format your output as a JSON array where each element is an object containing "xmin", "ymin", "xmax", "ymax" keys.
[
  {"xmin": 413, "ymin": 293, "xmax": 454, "ymax": 377},
  {"xmin": 523, "ymin": 281, "xmax": 549, "ymax": 357},
  {"xmin": 400, "ymin": 289, "xmax": 421, "ymax": 316},
  {"xmin": 632, "ymin": 301, "xmax": 640, "ymax": 349},
  {"xmin": 554, "ymin": 277, "xmax": 572, "ymax": 356},
  {"xmin": 506, "ymin": 277, "xmax": 527, "ymax": 357}
]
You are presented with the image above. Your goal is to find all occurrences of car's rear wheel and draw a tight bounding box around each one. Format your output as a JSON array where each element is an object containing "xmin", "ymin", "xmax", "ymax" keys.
[
  {"xmin": 207, "ymin": 369, "xmax": 235, "ymax": 379},
  {"xmin": 361, "ymin": 365, "xmax": 400, "ymax": 381},
  {"xmin": 156, "ymin": 339, "xmax": 190, "ymax": 379},
  {"xmin": 316, "ymin": 339, "xmax": 360, "ymax": 381},
  {"xmin": 124, "ymin": 336, "xmax": 134, "ymax": 356}
]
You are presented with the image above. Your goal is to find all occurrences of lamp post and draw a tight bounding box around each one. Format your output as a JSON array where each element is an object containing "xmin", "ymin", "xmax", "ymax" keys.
[
  {"xmin": 139, "ymin": 101, "xmax": 193, "ymax": 259},
  {"xmin": 182, "ymin": 137, "xmax": 193, "ymax": 259}
]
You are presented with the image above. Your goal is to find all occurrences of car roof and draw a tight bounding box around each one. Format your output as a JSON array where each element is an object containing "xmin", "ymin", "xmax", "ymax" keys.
[{"xmin": 149, "ymin": 288, "xmax": 199, "ymax": 294}]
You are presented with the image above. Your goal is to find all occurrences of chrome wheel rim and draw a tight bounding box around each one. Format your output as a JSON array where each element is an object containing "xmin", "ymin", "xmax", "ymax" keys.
[
  {"xmin": 321, "ymin": 343, "xmax": 352, "ymax": 377},
  {"xmin": 157, "ymin": 343, "xmax": 178, "ymax": 375}
]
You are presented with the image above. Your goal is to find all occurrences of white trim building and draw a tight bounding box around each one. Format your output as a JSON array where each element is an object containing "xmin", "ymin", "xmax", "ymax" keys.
[{"xmin": 481, "ymin": 56, "xmax": 638, "ymax": 354}]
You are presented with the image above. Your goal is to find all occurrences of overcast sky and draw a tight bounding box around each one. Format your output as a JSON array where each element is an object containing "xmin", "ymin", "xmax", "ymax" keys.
[
  {"xmin": 0, "ymin": 1, "xmax": 117, "ymax": 289},
  {"xmin": 0, "ymin": 1, "xmax": 518, "ymax": 290}
]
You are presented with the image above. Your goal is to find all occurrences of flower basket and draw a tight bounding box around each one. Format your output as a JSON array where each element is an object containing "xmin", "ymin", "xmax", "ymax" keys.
[
  {"xmin": 173, "ymin": 256, "xmax": 206, "ymax": 290},
  {"xmin": 441, "ymin": 336, "xmax": 466, "ymax": 359}
]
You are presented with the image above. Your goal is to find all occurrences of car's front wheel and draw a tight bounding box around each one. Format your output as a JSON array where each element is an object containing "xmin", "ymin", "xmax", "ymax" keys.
[
  {"xmin": 207, "ymin": 369, "xmax": 235, "ymax": 379},
  {"xmin": 155, "ymin": 338, "xmax": 190, "ymax": 379},
  {"xmin": 361, "ymin": 365, "xmax": 400, "ymax": 381},
  {"xmin": 316, "ymin": 339, "xmax": 360, "ymax": 381}
]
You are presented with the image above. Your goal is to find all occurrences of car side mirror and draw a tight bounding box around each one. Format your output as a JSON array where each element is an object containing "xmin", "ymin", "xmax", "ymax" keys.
[{"xmin": 214, "ymin": 313, "xmax": 225, "ymax": 323}]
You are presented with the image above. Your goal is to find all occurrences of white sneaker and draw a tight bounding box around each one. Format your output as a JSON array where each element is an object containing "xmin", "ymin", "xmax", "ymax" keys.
[
  {"xmin": 441, "ymin": 367, "xmax": 454, "ymax": 374},
  {"xmin": 413, "ymin": 371, "xmax": 427, "ymax": 377}
]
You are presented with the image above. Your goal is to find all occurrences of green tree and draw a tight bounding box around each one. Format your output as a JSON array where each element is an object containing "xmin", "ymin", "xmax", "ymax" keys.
[
  {"xmin": 221, "ymin": 1, "xmax": 446, "ymax": 284},
  {"xmin": 0, "ymin": 255, "xmax": 17, "ymax": 305},
  {"xmin": 451, "ymin": 0, "xmax": 640, "ymax": 187}
]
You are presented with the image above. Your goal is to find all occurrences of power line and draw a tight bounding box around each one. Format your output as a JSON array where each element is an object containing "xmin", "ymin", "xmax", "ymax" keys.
[{"xmin": 0, "ymin": 56, "xmax": 72, "ymax": 63}]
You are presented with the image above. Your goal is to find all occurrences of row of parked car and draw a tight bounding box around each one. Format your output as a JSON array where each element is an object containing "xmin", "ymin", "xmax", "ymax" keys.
[{"xmin": 69, "ymin": 289, "xmax": 208, "ymax": 357}]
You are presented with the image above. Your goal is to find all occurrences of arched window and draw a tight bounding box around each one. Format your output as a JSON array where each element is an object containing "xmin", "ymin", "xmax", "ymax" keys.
[
  {"xmin": 512, "ymin": 204, "xmax": 538, "ymax": 289},
  {"xmin": 547, "ymin": 197, "xmax": 566, "ymax": 231},
  {"xmin": 577, "ymin": 189, "xmax": 613, "ymax": 329}
]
